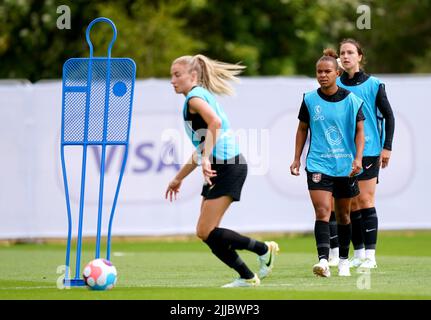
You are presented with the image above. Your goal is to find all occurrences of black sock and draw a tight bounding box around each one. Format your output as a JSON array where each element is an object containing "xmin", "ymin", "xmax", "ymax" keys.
[
  {"xmin": 235, "ymin": 260, "xmax": 255, "ymax": 279},
  {"xmin": 314, "ymin": 220, "xmax": 330, "ymax": 261},
  {"xmin": 361, "ymin": 207, "xmax": 378, "ymax": 250},
  {"xmin": 204, "ymin": 228, "xmax": 255, "ymax": 279},
  {"xmin": 329, "ymin": 211, "xmax": 339, "ymax": 248},
  {"xmin": 210, "ymin": 227, "xmax": 268, "ymax": 255},
  {"xmin": 351, "ymin": 210, "xmax": 365, "ymax": 250},
  {"xmin": 338, "ymin": 223, "xmax": 352, "ymax": 259}
]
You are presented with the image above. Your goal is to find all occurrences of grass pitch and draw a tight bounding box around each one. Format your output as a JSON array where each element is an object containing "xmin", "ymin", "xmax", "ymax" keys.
[{"xmin": 0, "ymin": 230, "xmax": 430, "ymax": 300}]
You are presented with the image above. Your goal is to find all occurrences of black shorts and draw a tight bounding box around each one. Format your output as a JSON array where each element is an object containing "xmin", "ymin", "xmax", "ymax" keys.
[
  {"xmin": 201, "ymin": 154, "xmax": 247, "ymax": 202},
  {"xmin": 306, "ymin": 171, "xmax": 360, "ymax": 199},
  {"xmin": 358, "ymin": 156, "xmax": 380, "ymax": 181}
]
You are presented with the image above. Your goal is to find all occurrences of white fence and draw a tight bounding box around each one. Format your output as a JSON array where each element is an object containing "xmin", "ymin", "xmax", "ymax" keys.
[{"xmin": 0, "ymin": 76, "xmax": 429, "ymax": 239}]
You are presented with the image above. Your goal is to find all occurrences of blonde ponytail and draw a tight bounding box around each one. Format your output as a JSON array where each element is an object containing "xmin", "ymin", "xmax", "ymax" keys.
[{"xmin": 173, "ymin": 54, "xmax": 245, "ymax": 95}]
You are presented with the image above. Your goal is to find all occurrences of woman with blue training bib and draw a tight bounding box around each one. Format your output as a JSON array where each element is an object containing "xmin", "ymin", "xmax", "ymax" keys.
[
  {"xmin": 327, "ymin": 39, "xmax": 395, "ymax": 271},
  {"xmin": 165, "ymin": 54, "xmax": 279, "ymax": 288},
  {"xmin": 290, "ymin": 49, "xmax": 365, "ymax": 278}
]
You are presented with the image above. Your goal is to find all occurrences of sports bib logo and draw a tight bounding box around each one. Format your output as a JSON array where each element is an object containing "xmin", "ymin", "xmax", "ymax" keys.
[
  {"xmin": 325, "ymin": 126, "xmax": 343, "ymax": 146},
  {"xmin": 313, "ymin": 105, "xmax": 325, "ymax": 121}
]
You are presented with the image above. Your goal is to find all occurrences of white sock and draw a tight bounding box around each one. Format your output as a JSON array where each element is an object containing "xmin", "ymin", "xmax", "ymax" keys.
[
  {"xmin": 329, "ymin": 247, "xmax": 339, "ymax": 258},
  {"xmin": 354, "ymin": 248, "xmax": 365, "ymax": 260},
  {"xmin": 365, "ymin": 249, "xmax": 375, "ymax": 261},
  {"xmin": 339, "ymin": 258, "xmax": 349, "ymax": 266}
]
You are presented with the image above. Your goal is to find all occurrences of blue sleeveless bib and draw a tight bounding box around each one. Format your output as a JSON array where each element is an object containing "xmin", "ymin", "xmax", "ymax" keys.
[
  {"xmin": 304, "ymin": 90, "xmax": 363, "ymax": 177},
  {"xmin": 337, "ymin": 76, "xmax": 383, "ymax": 156}
]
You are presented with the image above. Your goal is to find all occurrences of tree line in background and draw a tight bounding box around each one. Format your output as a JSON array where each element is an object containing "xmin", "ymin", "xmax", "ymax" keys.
[{"xmin": 1, "ymin": 0, "xmax": 430, "ymax": 82}]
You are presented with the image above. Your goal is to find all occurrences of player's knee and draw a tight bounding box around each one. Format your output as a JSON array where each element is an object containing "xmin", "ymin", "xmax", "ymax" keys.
[
  {"xmin": 314, "ymin": 206, "xmax": 331, "ymax": 221},
  {"xmin": 196, "ymin": 226, "xmax": 210, "ymax": 241},
  {"xmin": 337, "ymin": 212, "xmax": 351, "ymax": 225},
  {"xmin": 358, "ymin": 194, "xmax": 374, "ymax": 209},
  {"xmin": 351, "ymin": 197, "xmax": 360, "ymax": 211}
]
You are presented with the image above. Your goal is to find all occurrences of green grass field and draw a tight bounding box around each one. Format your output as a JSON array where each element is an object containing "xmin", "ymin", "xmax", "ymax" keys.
[{"xmin": 0, "ymin": 230, "xmax": 430, "ymax": 300}]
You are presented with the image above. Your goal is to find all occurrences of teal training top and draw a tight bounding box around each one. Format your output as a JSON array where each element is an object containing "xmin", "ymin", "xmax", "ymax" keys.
[
  {"xmin": 304, "ymin": 89, "xmax": 364, "ymax": 177},
  {"xmin": 337, "ymin": 76, "xmax": 383, "ymax": 156},
  {"xmin": 183, "ymin": 86, "xmax": 240, "ymax": 160}
]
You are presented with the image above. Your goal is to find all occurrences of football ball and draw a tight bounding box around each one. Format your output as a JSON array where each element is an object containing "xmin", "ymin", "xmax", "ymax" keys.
[{"xmin": 83, "ymin": 258, "xmax": 117, "ymax": 290}]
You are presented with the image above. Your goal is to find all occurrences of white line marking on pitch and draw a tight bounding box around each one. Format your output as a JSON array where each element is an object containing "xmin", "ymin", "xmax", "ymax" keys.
[{"xmin": 0, "ymin": 286, "xmax": 57, "ymax": 290}]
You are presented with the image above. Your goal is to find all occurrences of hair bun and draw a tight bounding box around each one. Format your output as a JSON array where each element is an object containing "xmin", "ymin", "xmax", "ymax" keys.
[{"xmin": 323, "ymin": 48, "xmax": 338, "ymax": 59}]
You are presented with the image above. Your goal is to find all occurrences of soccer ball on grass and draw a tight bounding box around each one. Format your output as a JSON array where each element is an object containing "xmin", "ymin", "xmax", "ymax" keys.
[{"xmin": 83, "ymin": 258, "xmax": 117, "ymax": 290}]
